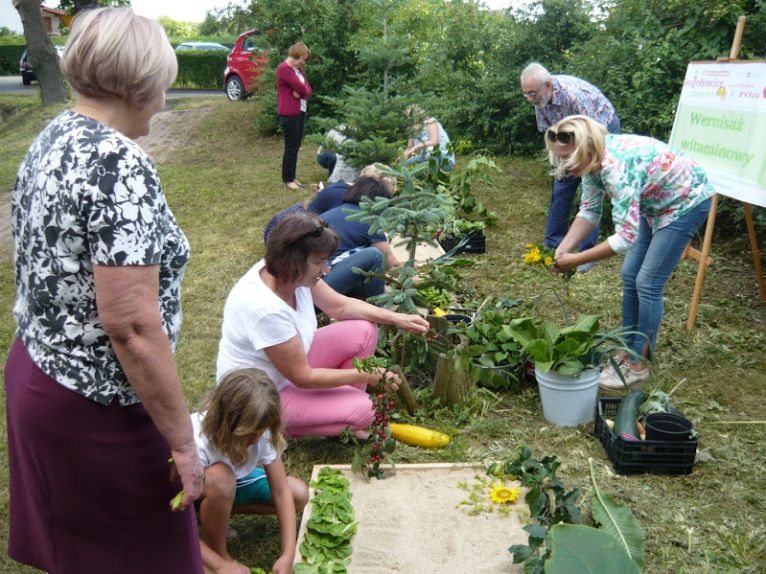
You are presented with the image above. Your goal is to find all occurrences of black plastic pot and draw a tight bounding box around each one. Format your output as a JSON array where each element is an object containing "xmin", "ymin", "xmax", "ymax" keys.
[
  {"xmin": 644, "ymin": 413, "xmax": 694, "ymax": 442},
  {"xmin": 438, "ymin": 230, "xmax": 486, "ymax": 254},
  {"xmin": 444, "ymin": 313, "xmax": 472, "ymax": 326}
]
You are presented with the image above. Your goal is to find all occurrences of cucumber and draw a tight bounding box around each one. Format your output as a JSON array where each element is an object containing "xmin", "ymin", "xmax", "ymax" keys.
[
  {"xmin": 613, "ymin": 389, "xmax": 646, "ymax": 441},
  {"xmin": 389, "ymin": 423, "xmax": 450, "ymax": 448}
]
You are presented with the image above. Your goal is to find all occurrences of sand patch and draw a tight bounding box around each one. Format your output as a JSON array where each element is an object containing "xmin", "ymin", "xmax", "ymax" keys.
[{"xmin": 297, "ymin": 464, "xmax": 527, "ymax": 574}]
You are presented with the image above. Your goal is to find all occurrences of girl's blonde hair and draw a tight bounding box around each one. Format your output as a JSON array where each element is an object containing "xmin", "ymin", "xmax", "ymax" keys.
[
  {"xmin": 201, "ymin": 369, "xmax": 286, "ymax": 467},
  {"xmin": 545, "ymin": 115, "xmax": 607, "ymax": 180},
  {"xmin": 61, "ymin": 7, "xmax": 177, "ymax": 109}
]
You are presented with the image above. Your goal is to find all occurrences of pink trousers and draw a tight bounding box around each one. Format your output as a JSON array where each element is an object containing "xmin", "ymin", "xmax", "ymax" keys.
[{"xmin": 280, "ymin": 320, "xmax": 378, "ymax": 437}]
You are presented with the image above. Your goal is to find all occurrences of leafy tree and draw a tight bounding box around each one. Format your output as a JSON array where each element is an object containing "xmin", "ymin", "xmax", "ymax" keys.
[
  {"xmin": 157, "ymin": 16, "xmax": 198, "ymax": 38},
  {"xmin": 568, "ymin": 0, "xmax": 766, "ymax": 138},
  {"xmin": 318, "ymin": 0, "xmax": 417, "ymax": 167},
  {"xmin": 57, "ymin": 0, "xmax": 129, "ymax": 14},
  {"xmin": 0, "ymin": 26, "xmax": 23, "ymax": 37},
  {"xmin": 14, "ymin": 0, "xmax": 67, "ymax": 105}
]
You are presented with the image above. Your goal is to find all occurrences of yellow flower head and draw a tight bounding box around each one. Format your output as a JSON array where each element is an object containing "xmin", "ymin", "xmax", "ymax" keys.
[
  {"xmin": 489, "ymin": 484, "xmax": 520, "ymax": 504},
  {"xmin": 525, "ymin": 243, "xmax": 534, "ymax": 249},
  {"xmin": 433, "ymin": 307, "xmax": 447, "ymax": 317},
  {"xmin": 544, "ymin": 255, "xmax": 554, "ymax": 267}
]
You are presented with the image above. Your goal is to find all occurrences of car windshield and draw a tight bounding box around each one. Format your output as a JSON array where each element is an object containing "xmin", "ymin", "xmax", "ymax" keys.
[{"xmin": 177, "ymin": 43, "xmax": 228, "ymax": 51}]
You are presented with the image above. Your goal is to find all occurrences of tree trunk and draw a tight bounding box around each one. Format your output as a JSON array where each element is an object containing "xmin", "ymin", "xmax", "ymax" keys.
[
  {"xmin": 15, "ymin": 0, "xmax": 68, "ymax": 105},
  {"xmin": 433, "ymin": 353, "xmax": 474, "ymax": 407},
  {"xmin": 388, "ymin": 364, "xmax": 418, "ymax": 414}
]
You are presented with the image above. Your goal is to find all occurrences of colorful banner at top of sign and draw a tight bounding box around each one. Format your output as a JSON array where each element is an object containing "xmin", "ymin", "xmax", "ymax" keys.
[{"xmin": 669, "ymin": 61, "xmax": 766, "ymax": 208}]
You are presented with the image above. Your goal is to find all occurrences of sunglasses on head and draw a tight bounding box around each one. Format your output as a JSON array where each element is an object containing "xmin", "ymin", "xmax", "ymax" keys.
[
  {"xmin": 547, "ymin": 130, "xmax": 574, "ymax": 145},
  {"xmin": 289, "ymin": 220, "xmax": 329, "ymax": 246},
  {"xmin": 304, "ymin": 220, "xmax": 328, "ymax": 239}
]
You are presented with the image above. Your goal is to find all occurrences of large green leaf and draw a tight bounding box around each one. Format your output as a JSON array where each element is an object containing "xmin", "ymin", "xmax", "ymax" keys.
[
  {"xmin": 507, "ymin": 317, "xmax": 542, "ymax": 348},
  {"xmin": 555, "ymin": 360, "xmax": 585, "ymax": 377},
  {"xmin": 525, "ymin": 338, "xmax": 552, "ymax": 363},
  {"xmin": 559, "ymin": 314, "xmax": 600, "ymax": 337},
  {"xmin": 590, "ymin": 463, "xmax": 645, "ymax": 570},
  {"xmin": 545, "ymin": 524, "xmax": 641, "ymax": 574}
]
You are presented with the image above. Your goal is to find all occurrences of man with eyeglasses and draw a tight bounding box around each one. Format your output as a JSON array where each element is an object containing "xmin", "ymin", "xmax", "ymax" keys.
[{"xmin": 520, "ymin": 62, "xmax": 620, "ymax": 268}]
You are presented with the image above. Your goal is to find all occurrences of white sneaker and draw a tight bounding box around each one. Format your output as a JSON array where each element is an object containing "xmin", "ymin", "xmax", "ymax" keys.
[
  {"xmin": 599, "ymin": 362, "xmax": 650, "ymax": 390},
  {"xmin": 577, "ymin": 261, "xmax": 597, "ymax": 274}
]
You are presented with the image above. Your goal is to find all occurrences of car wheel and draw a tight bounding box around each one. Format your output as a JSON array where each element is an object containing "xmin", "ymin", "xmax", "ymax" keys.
[
  {"xmin": 225, "ymin": 76, "xmax": 245, "ymax": 101},
  {"xmin": 22, "ymin": 76, "xmax": 32, "ymax": 86}
]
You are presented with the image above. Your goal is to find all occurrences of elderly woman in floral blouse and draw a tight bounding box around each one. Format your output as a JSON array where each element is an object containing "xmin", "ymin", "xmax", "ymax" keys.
[
  {"xmin": 547, "ymin": 115, "xmax": 714, "ymax": 390},
  {"xmin": 5, "ymin": 8, "xmax": 203, "ymax": 573}
]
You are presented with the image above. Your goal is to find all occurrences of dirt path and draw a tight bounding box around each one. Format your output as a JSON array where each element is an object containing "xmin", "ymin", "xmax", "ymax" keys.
[{"xmin": 0, "ymin": 107, "xmax": 208, "ymax": 263}]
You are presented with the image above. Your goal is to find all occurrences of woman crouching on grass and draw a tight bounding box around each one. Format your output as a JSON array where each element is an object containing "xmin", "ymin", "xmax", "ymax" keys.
[
  {"xmin": 546, "ymin": 115, "xmax": 714, "ymax": 391},
  {"xmin": 192, "ymin": 369, "xmax": 308, "ymax": 574}
]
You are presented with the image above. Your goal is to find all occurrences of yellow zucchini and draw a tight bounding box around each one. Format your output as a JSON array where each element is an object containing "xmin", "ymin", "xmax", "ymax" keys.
[{"xmin": 389, "ymin": 423, "xmax": 450, "ymax": 448}]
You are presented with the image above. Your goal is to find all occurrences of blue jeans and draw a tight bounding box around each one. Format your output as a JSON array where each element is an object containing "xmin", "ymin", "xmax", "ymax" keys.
[
  {"xmin": 404, "ymin": 153, "xmax": 455, "ymax": 172},
  {"xmin": 317, "ymin": 150, "xmax": 337, "ymax": 179},
  {"xmin": 544, "ymin": 114, "xmax": 621, "ymax": 250},
  {"xmin": 620, "ymin": 198, "xmax": 712, "ymax": 356},
  {"xmin": 324, "ymin": 247, "xmax": 385, "ymax": 300}
]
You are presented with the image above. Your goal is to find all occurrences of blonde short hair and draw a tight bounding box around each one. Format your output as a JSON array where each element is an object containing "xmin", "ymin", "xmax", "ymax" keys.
[
  {"xmin": 61, "ymin": 7, "xmax": 177, "ymax": 109},
  {"xmin": 288, "ymin": 42, "xmax": 310, "ymax": 60},
  {"xmin": 360, "ymin": 164, "xmax": 397, "ymax": 195},
  {"xmin": 545, "ymin": 115, "xmax": 607, "ymax": 179}
]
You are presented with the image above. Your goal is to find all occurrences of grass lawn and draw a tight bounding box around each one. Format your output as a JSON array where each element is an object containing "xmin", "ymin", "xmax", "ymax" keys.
[{"xmin": 1, "ymin": 96, "xmax": 765, "ymax": 573}]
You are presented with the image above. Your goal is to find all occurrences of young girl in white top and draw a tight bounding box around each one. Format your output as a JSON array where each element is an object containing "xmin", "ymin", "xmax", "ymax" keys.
[{"xmin": 192, "ymin": 369, "xmax": 309, "ymax": 574}]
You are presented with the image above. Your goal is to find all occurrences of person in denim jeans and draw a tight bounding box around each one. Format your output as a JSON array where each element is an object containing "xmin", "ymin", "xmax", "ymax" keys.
[
  {"xmin": 320, "ymin": 176, "xmax": 401, "ymax": 300},
  {"xmin": 545, "ymin": 115, "xmax": 715, "ymax": 390},
  {"xmin": 520, "ymin": 63, "xmax": 620, "ymax": 257}
]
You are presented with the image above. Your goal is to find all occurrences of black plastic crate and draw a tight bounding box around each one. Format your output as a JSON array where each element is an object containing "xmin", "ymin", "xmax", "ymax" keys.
[
  {"xmin": 438, "ymin": 230, "xmax": 486, "ymax": 254},
  {"xmin": 594, "ymin": 397, "xmax": 698, "ymax": 475}
]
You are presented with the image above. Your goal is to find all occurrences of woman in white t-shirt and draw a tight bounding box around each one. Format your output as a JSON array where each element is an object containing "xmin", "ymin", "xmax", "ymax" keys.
[
  {"xmin": 192, "ymin": 369, "xmax": 307, "ymax": 574},
  {"xmin": 216, "ymin": 211, "xmax": 429, "ymax": 437}
]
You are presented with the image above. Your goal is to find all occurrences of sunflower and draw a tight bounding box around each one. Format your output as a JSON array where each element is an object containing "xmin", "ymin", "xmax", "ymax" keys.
[{"xmin": 489, "ymin": 484, "xmax": 520, "ymax": 504}]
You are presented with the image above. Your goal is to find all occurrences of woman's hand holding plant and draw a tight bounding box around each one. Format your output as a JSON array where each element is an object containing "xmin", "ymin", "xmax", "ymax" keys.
[
  {"xmin": 394, "ymin": 312, "xmax": 430, "ymax": 334},
  {"xmin": 553, "ymin": 251, "xmax": 580, "ymax": 273},
  {"xmin": 369, "ymin": 367, "xmax": 400, "ymax": 392},
  {"xmin": 168, "ymin": 445, "xmax": 204, "ymax": 511}
]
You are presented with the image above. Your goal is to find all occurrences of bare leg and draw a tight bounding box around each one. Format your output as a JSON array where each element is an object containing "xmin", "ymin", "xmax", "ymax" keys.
[{"xmin": 199, "ymin": 463, "xmax": 237, "ymax": 561}]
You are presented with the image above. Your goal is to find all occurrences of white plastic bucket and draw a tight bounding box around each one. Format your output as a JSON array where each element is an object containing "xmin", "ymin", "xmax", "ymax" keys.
[{"xmin": 535, "ymin": 367, "xmax": 601, "ymax": 427}]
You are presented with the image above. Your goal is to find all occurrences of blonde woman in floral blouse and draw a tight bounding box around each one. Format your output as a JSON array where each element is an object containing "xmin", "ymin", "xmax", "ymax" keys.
[{"xmin": 546, "ymin": 115, "xmax": 714, "ymax": 390}]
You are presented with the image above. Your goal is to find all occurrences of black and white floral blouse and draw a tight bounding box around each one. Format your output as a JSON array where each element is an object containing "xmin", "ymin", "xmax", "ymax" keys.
[{"xmin": 12, "ymin": 110, "xmax": 190, "ymax": 406}]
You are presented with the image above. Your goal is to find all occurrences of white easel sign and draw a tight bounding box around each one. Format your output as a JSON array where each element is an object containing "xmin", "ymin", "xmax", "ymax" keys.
[{"xmin": 669, "ymin": 61, "xmax": 766, "ymax": 208}]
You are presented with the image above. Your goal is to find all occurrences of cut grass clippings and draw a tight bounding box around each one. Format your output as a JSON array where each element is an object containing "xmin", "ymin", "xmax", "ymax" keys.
[{"xmin": 0, "ymin": 97, "xmax": 765, "ymax": 574}]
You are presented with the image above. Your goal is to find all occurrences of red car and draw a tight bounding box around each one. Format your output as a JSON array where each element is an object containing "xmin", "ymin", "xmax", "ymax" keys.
[{"xmin": 224, "ymin": 30, "xmax": 269, "ymax": 101}]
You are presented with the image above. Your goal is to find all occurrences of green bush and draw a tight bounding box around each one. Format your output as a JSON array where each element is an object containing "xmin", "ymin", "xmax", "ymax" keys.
[
  {"xmin": 173, "ymin": 51, "xmax": 228, "ymax": 89},
  {"xmin": 0, "ymin": 43, "xmax": 25, "ymax": 76}
]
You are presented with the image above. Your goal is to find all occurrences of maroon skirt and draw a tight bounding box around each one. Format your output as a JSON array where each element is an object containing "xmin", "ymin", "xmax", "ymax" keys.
[{"xmin": 4, "ymin": 339, "xmax": 204, "ymax": 574}]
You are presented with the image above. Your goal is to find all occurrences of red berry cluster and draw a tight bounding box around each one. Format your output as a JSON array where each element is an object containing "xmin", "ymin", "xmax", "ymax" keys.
[{"xmin": 366, "ymin": 391, "xmax": 396, "ymax": 478}]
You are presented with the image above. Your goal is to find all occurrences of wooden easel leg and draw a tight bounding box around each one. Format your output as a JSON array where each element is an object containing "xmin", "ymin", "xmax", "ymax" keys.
[
  {"xmin": 687, "ymin": 195, "xmax": 719, "ymax": 330},
  {"xmin": 743, "ymin": 203, "xmax": 766, "ymax": 301}
]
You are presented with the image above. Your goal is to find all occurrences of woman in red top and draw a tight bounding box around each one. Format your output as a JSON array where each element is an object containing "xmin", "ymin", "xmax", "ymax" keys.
[{"xmin": 277, "ymin": 42, "xmax": 313, "ymax": 191}]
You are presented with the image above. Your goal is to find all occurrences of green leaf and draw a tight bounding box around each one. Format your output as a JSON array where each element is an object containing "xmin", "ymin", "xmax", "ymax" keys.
[
  {"xmin": 555, "ymin": 360, "xmax": 584, "ymax": 377},
  {"xmin": 545, "ymin": 524, "xmax": 641, "ymax": 574},
  {"xmin": 589, "ymin": 460, "xmax": 645, "ymax": 569},
  {"xmin": 508, "ymin": 543, "xmax": 532, "ymax": 563}
]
